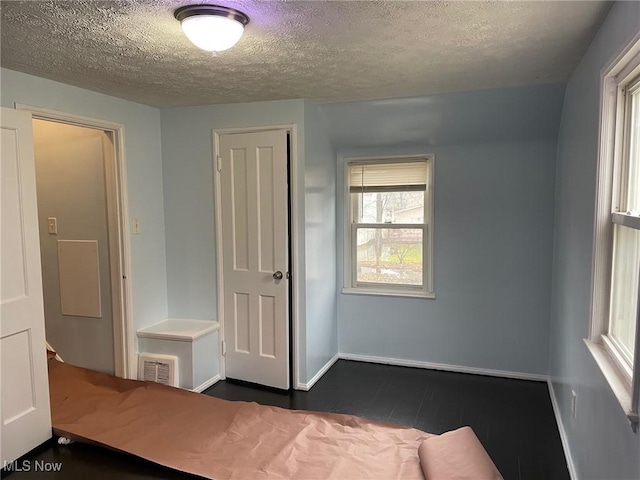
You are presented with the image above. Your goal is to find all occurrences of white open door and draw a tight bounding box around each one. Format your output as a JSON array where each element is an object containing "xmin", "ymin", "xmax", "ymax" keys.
[
  {"xmin": 218, "ymin": 130, "xmax": 290, "ymax": 390},
  {"xmin": 1, "ymin": 107, "xmax": 52, "ymax": 464}
]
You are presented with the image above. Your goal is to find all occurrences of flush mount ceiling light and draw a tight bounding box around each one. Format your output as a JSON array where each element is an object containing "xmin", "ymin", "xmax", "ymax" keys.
[{"xmin": 174, "ymin": 5, "xmax": 249, "ymax": 53}]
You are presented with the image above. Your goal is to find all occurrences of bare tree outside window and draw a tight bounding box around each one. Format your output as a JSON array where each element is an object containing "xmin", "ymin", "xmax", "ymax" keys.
[{"xmin": 354, "ymin": 190, "xmax": 425, "ymax": 285}]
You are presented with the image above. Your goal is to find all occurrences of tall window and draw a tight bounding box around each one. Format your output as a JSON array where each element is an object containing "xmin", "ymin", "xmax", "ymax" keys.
[
  {"xmin": 589, "ymin": 36, "xmax": 640, "ymax": 429},
  {"xmin": 608, "ymin": 73, "xmax": 640, "ymax": 380},
  {"xmin": 343, "ymin": 156, "xmax": 434, "ymax": 298}
]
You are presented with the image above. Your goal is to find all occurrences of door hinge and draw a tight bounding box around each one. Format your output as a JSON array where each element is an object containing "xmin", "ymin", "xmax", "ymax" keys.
[
  {"xmin": 216, "ymin": 155, "xmax": 222, "ymax": 172},
  {"xmin": 221, "ymin": 340, "xmax": 226, "ymax": 356}
]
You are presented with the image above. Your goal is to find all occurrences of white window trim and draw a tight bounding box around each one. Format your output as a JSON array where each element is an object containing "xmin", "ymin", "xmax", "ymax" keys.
[
  {"xmin": 342, "ymin": 154, "xmax": 435, "ymax": 299},
  {"xmin": 588, "ymin": 31, "xmax": 640, "ymax": 431}
]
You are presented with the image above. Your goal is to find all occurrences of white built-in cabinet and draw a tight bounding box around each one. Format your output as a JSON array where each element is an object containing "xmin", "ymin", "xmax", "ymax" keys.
[{"xmin": 137, "ymin": 319, "xmax": 220, "ymax": 392}]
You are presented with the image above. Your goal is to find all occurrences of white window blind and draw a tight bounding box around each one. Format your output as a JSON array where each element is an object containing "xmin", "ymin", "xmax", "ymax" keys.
[{"xmin": 349, "ymin": 161, "xmax": 428, "ymax": 192}]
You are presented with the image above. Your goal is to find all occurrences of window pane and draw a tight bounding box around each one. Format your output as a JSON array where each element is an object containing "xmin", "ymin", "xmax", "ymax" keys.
[
  {"xmin": 626, "ymin": 89, "xmax": 640, "ymax": 213},
  {"xmin": 353, "ymin": 191, "xmax": 424, "ymax": 224},
  {"xmin": 609, "ymin": 225, "xmax": 640, "ymax": 362},
  {"xmin": 356, "ymin": 228, "xmax": 423, "ymax": 285}
]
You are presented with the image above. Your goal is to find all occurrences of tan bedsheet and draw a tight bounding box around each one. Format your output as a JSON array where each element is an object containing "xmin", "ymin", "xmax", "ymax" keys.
[{"xmin": 48, "ymin": 360, "xmax": 432, "ymax": 479}]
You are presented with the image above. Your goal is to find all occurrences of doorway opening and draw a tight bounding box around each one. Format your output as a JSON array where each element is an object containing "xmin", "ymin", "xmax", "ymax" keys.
[{"xmin": 19, "ymin": 105, "xmax": 134, "ymax": 379}]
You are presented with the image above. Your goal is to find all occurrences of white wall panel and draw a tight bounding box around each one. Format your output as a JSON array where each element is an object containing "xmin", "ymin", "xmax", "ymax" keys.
[{"xmin": 58, "ymin": 240, "xmax": 101, "ymax": 318}]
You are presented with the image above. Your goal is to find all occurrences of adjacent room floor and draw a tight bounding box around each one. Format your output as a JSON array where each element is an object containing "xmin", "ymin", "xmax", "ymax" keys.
[{"xmin": 3, "ymin": 360, "xmax": 569, "ymax": 479}]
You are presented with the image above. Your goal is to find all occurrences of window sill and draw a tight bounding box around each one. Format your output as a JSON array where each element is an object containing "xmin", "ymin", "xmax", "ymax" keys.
[
  {"xmin": 583, "ymin": 338, "xmax": 638, "ymax": 430},
  {"xmin": 341, "ymin": 287, "xmax": 435, "ymax": 299}
]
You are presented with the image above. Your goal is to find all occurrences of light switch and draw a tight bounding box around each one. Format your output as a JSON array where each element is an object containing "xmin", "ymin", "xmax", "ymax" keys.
[
  {"xmin": 47, "ymin": 217, "xmax": 58, "ymax": 234},
  {"xmin": 133, "ymin": 218, "xmax": 141, "ymax": 235}
]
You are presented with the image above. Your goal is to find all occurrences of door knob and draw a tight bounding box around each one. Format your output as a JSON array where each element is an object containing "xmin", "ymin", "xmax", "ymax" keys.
[{"xmin": 273, "ymin": 271, "xmax": 283, "ymax": 280}]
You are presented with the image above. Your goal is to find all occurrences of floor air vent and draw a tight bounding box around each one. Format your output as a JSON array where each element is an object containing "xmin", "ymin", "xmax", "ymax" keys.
[{"xmin": 138, "ymin": 353, "xmax": 179, "ymax": 387}]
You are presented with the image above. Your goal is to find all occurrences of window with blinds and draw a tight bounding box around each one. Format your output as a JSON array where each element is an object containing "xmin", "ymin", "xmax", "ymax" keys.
[{"xmin": 344, "ymin": 156, "xmax": 434, "ymax": 297}]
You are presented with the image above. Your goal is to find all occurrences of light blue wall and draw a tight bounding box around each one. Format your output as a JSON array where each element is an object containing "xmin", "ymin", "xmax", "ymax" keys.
[
  {"xmin": 323, "ymin": 84, "xmax": 565, "ymax": 150},
  {"xmin": 323, "ymin": 85, "xmax": 563, "ymax": 376},
  {"xmin": 160, "ymin": 100, "xmax": 313, "ymax": 383},
  {"xmin": 0, "ymin": 68, "xmax": 168, "ymax": 339},
  {"xmin": 549, "ymin": 2, "xmax": 640, "ymax": 479},
  {"xmin": 303, "ymin": 101, "xmax": 338, "ymax": 382}
]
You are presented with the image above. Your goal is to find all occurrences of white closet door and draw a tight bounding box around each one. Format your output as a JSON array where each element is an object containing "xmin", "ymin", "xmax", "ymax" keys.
[{"xmin": 219, "ymin": 130, "xmax": 290, "ymax": 390}]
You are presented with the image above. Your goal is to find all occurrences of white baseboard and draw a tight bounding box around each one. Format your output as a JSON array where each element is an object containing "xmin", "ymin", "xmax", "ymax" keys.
[
  {"xmin": 547, "ymin": 379, "xmax": 578, "ymax": 480},
  {"xmin": 338, "ymin": 353, "xmax": 548, "ymax": 382},
  {"xmin": 296, "ymin": 353, "xmax": 340, "ymax": 391},
  {"xmin": 192, "ymin": 374, "xmax": 221, "ymax": 393}
]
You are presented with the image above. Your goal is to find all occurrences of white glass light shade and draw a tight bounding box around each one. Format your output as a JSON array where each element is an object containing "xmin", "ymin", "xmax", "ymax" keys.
[{"xmin": 181, "ymin": 15, "xmax": 245, "ymax": 52}]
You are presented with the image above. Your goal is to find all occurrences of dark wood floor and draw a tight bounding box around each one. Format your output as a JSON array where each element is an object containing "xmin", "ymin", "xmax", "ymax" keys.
[{"xmin": 3, "ymin": 360, "xmax": 569, "ymax": 479}]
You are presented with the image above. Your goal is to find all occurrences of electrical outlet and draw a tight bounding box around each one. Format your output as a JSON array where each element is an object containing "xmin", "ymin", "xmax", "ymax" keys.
[
  {"xmin": 570, "ymin": 390, "xmax": 577, "ymax": 419},
  {"xmin": 133, "ymin": 218, "xmax": 141, "ymax": 235}
]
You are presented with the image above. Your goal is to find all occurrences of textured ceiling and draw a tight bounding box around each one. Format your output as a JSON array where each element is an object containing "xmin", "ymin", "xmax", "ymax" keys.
[{"xmin": 0, "ymin": 1, "xmax": 611, "ymax": 108}]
